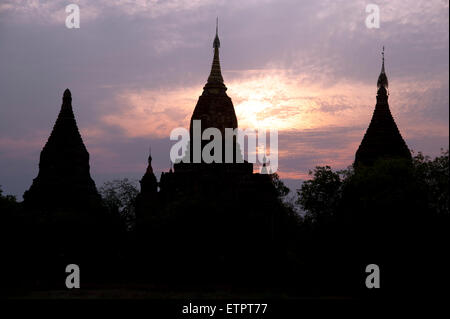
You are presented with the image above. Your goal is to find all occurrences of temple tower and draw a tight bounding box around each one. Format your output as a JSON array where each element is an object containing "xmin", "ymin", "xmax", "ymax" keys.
[
  {"xmin": 179, "ymin": 18, "xmax": 245, "ymax": 166},
  {"xmin": 139, "ymin": 147, "xmax": 158, "ymax": 195},
  {"xmin": 354, "ymin": 48, "xmax": 412, "ymax": 167},
  {"xmin": 24, "ymin": 89, "xmax": 101, "ymax": 210},
  {"xmin": 190, "ymin": 18, "xmax": 237, "ymax": 135}
]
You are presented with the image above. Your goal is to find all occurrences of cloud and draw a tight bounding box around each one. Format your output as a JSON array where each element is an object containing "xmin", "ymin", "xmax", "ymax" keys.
[
  {"xmin": 98, "ymin": 69, "xmax": 376, "ymax": 138},
  {"xmin": 0, "ymin": 0, "xmax": 447, "ymax": 198},
  {"xmin": 0, "ymin": 0, "xmax": 221, "ymax": 24},
  {"xmin": 100, "ymin": 87, "xmax": 196, "ymax": 138}
]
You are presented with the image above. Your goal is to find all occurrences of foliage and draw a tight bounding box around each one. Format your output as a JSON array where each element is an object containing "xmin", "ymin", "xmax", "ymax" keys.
[
  {"xmin": 413, "ymin": 149, "xmax": 449, "ymax": 215},
  {"xmin": 99, "ymin": 178, "xmax": 139, "ymax": 231},
  {"xmin": 295, "ymin": 166, "xmax": 350, "ymax": 222},
  {"xmin": 271, "ymin": 173, "xmax": 290, "ymax": 199},
  {"xmin": 296, "ymin": 150, "xmax": 449, "ymax": 222},
  {"xmin": 0, "ymin": 185, "xmax": 20, "ymax": 215}
]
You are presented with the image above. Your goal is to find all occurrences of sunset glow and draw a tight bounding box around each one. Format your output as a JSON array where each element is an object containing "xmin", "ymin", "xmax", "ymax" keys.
[{"xmin": 0, "ymin": 0, "xmax": 447, "ymax": 197}]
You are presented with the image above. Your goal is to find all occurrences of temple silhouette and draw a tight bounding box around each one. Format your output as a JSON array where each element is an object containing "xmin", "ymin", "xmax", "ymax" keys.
[
  {"xmin": 14, "ymin": 24, "xmax": 426, "ymax": 294},
  {"xmin": 136, "ymin": 20, "xmax": 269, "ymax": 210},
  {"xmin": 133, "ymin": 22, "xmax": 286, "ymax": 280},
  {"xmin": 22, "ymin": 89, "xmax": 121, "ymax": 283},
  {"xmin": 24, "ymin": 89, "xmax": 102, "ymax": 211},
  {"xmin": 354, "ymin": 47, "xmax": 411, "ymax": 167}
]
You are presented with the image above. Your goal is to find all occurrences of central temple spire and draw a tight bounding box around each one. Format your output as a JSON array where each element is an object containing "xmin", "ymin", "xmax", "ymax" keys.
[
  {"xmin": 206, "ymin": 17, "xmax": 225, "ymax": 88},
  {"xmin": 184, "ymin": 19, "xmax": 239, "ymax": 165},
  {"xmin": 214, "ymin": 17, "xmax": 220, "ymax": 49}
]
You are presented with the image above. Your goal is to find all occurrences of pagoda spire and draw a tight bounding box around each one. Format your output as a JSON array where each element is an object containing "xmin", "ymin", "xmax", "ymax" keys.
[
  {"xmin": 57, "ymin": 89, "xmax": 75, "ymax": 124},
  {"xmin": 214, "ymin": 17, "xmax": 220, "ymax": 49},
  {"xmin": 146, "ymin": 146, "xmax": 153, "ymax": 174},
  {"xmin": 184, "ymin": 19, "xmax": 240, "ymax": 167},
  {"xmin": 206, "ymin": 17, "xmax": 225, "ymax": 88},
  {"xmin": 23, "ymin": 88, "xmax": 101, "ymax": 210},
  {"xmin": 377, "ymin": 46, "xmax": 388, "ymax": 90},
  {"xmin": 139, "ymin": 145, "xmax": 157, "ymax": 195},
  {"xmin": 354, "ymin": 49, "xmax": 411, "ymax": 167},
  {"xmin": 260, "ymin": 154, "xmax": 268, "ymax": 174}
]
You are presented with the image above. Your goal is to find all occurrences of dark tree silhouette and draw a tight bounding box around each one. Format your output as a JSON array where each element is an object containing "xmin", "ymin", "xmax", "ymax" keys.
[
  {"xmin": 294, "ymin": 150, "xmax": 449, "ymax": 296},
  {"xmin": 99, "ymin": 178, "xmax": 139, "ymax": 231},
  {"xmin": 0, "ymin": 185, "xmax": 20, "ymax": 214},
  {"xmin": 296, "ymin": 166, "xmax": 349, "ymax": 223},
  {"xmin": 413, "ymin": 149, "xmax": 449, "ymax": 215}
]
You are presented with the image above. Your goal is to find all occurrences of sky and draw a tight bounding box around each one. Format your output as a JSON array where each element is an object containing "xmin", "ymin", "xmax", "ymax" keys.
[{"xmin": 0, "ymin": 0, "xmax": 448, "ymax": 199}]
